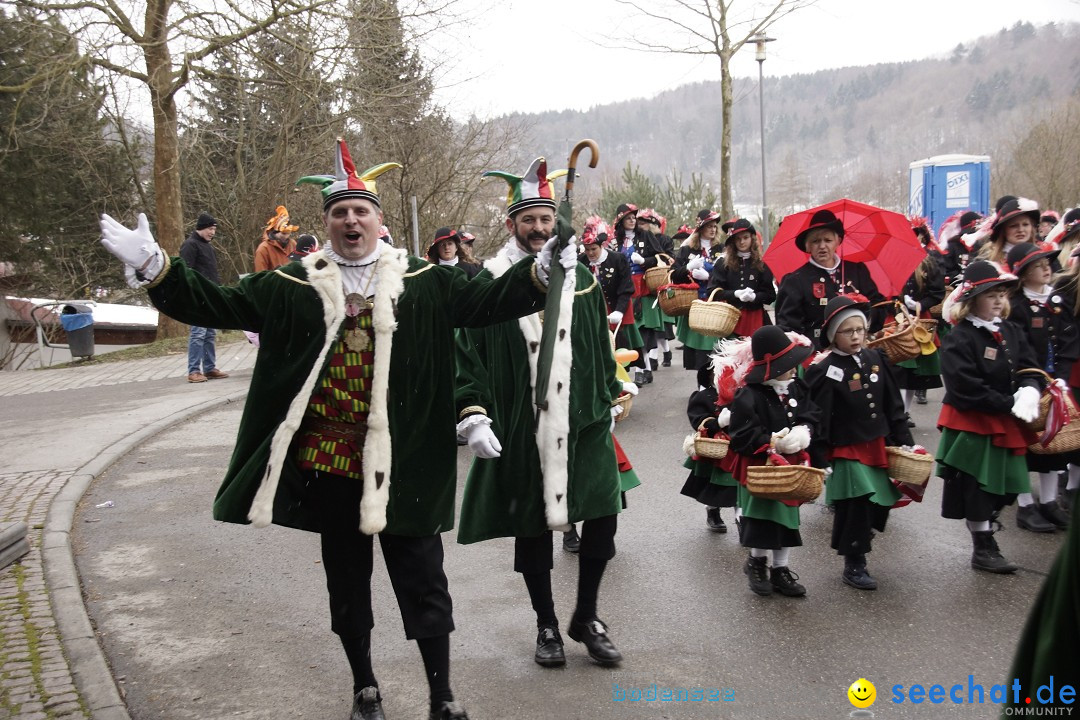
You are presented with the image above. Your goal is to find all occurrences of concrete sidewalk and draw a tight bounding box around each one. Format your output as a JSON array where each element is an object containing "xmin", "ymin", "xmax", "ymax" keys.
[{"xmin": 0, "ymin": 340, "xmax": 258, "ymax": 719}]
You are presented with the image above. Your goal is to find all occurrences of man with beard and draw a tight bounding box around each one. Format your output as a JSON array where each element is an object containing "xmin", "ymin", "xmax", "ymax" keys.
[
  {"xmin": 454, "ymin": 157, "xmax": 632, "ymax": 670},
  {"xmin": 99, "ymin": 139, "xmax": 577, "ymax": 720}
]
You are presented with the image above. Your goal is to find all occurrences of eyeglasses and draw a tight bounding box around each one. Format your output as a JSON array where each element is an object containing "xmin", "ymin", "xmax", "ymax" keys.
[{"xmin": 834, "ymin": 327, "xmax": 867, "ymax": 338}]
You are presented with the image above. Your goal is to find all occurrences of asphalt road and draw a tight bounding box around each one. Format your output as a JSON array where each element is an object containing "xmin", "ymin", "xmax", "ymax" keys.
[{"xmin": 72, "ymin": 363, "xmax": 1068, "ymax": 720}]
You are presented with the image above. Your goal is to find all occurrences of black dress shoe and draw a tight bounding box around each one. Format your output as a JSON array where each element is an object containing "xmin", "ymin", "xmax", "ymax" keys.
[
  {"xmin": 567, "ymin": 616, "xmax": 622, "ymax": 665},
  {"xmin": 662, "ymin": 351, "xmax": 672, "ymax": 367},
  {"xmin": 562, "ymin": 525, "xmax": 581, "ymax": 553},
  {"xmin": 1016, "ymin": 504, "xmax": 1055, "ymax": 533},
  {"xmin": 705, "ymin": 506, "xmax": 727, "ymax": 533},
  {"xmin": 1037, "ymin": 501, "xmax": 1069, "ymax": 529},
  {"xmin": 534, "ymin": 625, "xmax": 566, "ymax": 667},
  {"xmin": 429, "ymin": 700, "xmax": 469, "ymax": 720},
  {"xmin": 351, "ymin": 687, "xmax": 385, "ymax": 720}
]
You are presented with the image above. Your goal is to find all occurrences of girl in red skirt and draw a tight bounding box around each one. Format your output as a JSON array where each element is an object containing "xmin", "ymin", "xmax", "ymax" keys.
[{"xmin": 705, "ymin": 217, "xmax": 776, "ymax": 339}]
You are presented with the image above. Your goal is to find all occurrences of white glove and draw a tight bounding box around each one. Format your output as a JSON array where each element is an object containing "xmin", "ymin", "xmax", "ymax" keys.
[
  {"xmin": 610, "ymin": 404, "xmax": 623, "ymax": 432},
  {"xmin": 558, "ymin": 235, "xmax": 579, "ymax": 270},
  {"xmin": 621, "ymin": 381, "xmax": 639, "ymax": 397},
  {"xmin": 774, "ymin": 424, "xmax": 811, "ymax": 454},
  {"xmin": 464, "ymin": 422, "xmax": 502, "ymax": 458},
  {"xmin": 737, "ymin": 288, "xmax": 756, "ymax": 302},
  {"xmin": 630, "ymin": 252, "xmax": 645, "ymax": 265},
  {"xmin": 717, "ymin": 407, "xmax": 731, "ymax": 428},
  {"xmin": 100, "ymin": 213, "xmax": 165, "ymax": 282},
  {"xmin": 904, "ymin": 295, "xmax": 920, "ymax": 313},
  {"xmin": 1011, "ymin": 386, "xmax": 1041, "ymax": 423},
  {"xmin": 686, "ymin": 255, "xmax": 705, "ymax": 271},
  {"xmin": 691, "ymin": 267, "xmax": 710, "ymax": 281},
  {"xmin": 607, "ymin": 310, "xmax": 624, "ymax": 325}
]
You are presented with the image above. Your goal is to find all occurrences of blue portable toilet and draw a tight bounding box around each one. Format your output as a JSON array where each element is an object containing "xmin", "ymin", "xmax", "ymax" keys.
[{"xmin": 908, "ymin": 154, "xmax": 991, "ymax": 238}]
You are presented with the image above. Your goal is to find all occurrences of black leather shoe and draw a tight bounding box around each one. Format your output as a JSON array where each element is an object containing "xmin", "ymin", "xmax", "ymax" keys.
[
  {"xmin": 562, "ymin": 525, "xmax": 580, "ymax": 553},
  {"xmin": 662, "ymin": 351, "xmax": 672, "ymax": 367},
  {"xmin": 534, "ymin": 625, "xmax": 566, "ymax": 667},
  {"xmin": 429, "ymin": 700, "xmax": 469, "ymax": 720},
  {"xmin": 705, "ymin": 507, "xmax": 727, "ymax": 533},
  {"xmin": 842, "ymin": 556, "xmax": 877, "ymax": 591},
  {"xmin": 743, "ymin": 555, "xmax": 772, "ymax": 596},
  {"xmin": 905, "ymin": 412, "xmax": 916, "ymax": 428},
  {"xmin": 351, "ymin": 687, "xmax": 385, "ymax": 720},
  {"xmin": 567, "ymin": 616, "xmax": 622, "ymax": 666},
  {"xmin": 643, "ymin": 369, "xmax": 654, "ymax": 384},
  {"xmin": 1016, "ymin": 504, "xmax": 1055, "ymax": 533},
  {"xmin": 914, "ymin": 388, "xmax": 927, "ymax": 404},
  {"xmin": 1037, "ymin": 501, "xmax": 1069, "ymax": 529},
  {"xmin": 770, "ymin": 565, "xmax": 807, "ymax": 596}
]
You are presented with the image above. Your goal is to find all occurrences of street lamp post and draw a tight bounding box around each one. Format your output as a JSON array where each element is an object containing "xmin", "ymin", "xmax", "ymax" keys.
[{"xmin": 753, "ymin": 33, "xmax": 775, "ymax": 246}]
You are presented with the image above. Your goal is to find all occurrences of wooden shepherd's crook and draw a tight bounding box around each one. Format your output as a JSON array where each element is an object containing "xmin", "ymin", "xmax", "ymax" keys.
[{"xmin": 563, "ymin": 139, "xmax": 599, "ymax": 201}]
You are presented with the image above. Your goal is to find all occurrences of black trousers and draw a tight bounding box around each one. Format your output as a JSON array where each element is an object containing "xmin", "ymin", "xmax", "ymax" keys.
[
  {"xmin": 309, "ymin": 470, "xmax": 454, "ymax": 641},
  {"xmin": 513, "ymin": 514, "xmax": 618, "ymax": 574}
]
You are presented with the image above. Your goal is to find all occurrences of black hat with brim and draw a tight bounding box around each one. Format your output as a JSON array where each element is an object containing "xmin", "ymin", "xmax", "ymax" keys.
[
  {"xmin": 723, "ymin": 217, "xmax": 757, "ymax": 244},
  {"xmin": 795, "ymin": 209, "xmax": 845, "ymax": 252},
  {"xmin": 1006, "ymin": 242, "xmax": 1056, "ymax": 277},
  {"xmin": 821, "ymin": 294, "xmax": 871, "ymax": 343},
  {"xmin": 744, "ymin": 325, "xmax": 813, "ymax": 384},
  {"xmin": 426, "ymin": 226, "xmax": 458, "ymax": 260},
  {"xmin": 991, "ymin": 198, "xmax": 1040, "ymax": 240},
  {"xmin": 957, "ymin": 260, "xmax": 1017, "ymax": 301}
]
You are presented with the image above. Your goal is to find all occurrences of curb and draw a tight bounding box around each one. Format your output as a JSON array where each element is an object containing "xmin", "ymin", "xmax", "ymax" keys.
[{"xmin": 42, "ymin": 387, "xmax": 249, "ymax": 720}]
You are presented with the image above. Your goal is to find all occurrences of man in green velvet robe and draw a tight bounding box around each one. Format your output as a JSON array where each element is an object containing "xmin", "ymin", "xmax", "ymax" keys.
[
  {"xmin": 455, "ymin": 156, "xmax": 633, "ymax": 671},
  {"xmin": 99, "ymin": 140, "xmax": 578, "ymax": 720}
]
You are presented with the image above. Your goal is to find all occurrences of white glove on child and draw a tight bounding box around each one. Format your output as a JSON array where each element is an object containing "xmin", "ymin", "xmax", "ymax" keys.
[
  {"xmin": 736, "ymin": 288, "xmax": 756, "ymax": 302},
  {"xmin": 607, "ymin": 310, "xmax": 624, "ymax": 325},
  {"xmin": 691, "ymin": 267, "xmax": 710, "ymax": 281},
  {"xmin": 717, "ymin": 407, "xmax": 732, "ymax": 428},
  {"xmin": 630, "ymin": 252, "xmax": 645, "ymax": 265},
  {"xmin": 774, "ymin": 425, "xmax": 811, "ymax": 454},
  {"xmin": 464, "ymin": 422, "xmax": 502, "ymax": 458},
  {"xmin": 903, "ymin": 295, "xmax": 920, "ymax": 313},
  {"xmin": 100, "ymin": 213, "xmax": 165, "ymax": 287},
  {"xmin": 1011, "ymin": 386, "xmax": 1041, "ymax": 423},
  {"xmin": 686, "ymin": 255, "xmax": 705, "ymax": 271}
]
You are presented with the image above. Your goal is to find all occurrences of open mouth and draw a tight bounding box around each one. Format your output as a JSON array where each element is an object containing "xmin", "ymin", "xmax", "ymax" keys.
[{"xmin": 344, "ymin": 232, "xmax": 362, "ymax": 244}]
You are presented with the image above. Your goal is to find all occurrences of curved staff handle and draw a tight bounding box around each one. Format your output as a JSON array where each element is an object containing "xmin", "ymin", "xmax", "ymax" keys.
[{"xmin": 563, "ymin": 139, "xmax": 599, "ymax": 201}]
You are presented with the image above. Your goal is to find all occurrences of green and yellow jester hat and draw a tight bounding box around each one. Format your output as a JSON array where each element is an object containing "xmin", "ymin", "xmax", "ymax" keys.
[
  {"xmin": 297, "ymin": 138, "xmax": 402, "ymax": 211},
  {"xmin": 483, "ymin": 157, "xmax": 568, "ymax": 217}
]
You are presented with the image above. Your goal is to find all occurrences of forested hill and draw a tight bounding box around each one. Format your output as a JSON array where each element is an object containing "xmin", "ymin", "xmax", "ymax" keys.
[{"xmin": 509, "ymin": 21, "xmax": 1080, "ymax": 213}]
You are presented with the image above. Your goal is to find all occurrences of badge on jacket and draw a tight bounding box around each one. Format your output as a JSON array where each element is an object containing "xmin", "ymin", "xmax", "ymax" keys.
[
  {"xmin": 984, "ymin": 347, "xmax": 998, "ymax": 360},
  {"xmin": 813, "ymin": 282, "xmax": 826, "ymax": 299},
  {"xmin": 826, "ymin": 365, "xmax": 844, "ymax": 382}
]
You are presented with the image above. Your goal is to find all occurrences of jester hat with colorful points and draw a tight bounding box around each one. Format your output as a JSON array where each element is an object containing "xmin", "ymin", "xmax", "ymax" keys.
[
  {"xmin": 264, "ymin": 205, "xmax": 298, "ymax": 235},
  {"xmin": 483, "ymin": 157, "xmax": 567, "ymax": 217},
  {"xmin": 297, "ymin": 138, "xmax": 402, "ymax": 211}
]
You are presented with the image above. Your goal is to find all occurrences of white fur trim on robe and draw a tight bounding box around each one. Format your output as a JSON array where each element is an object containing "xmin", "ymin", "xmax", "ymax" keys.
[
  {"xmin": 247, "ymin": 247, "xmax": 408, "ymax": 535},
  {"xmin": 485, "ymin": 246, "xmax": 573, "ymax": 530}
]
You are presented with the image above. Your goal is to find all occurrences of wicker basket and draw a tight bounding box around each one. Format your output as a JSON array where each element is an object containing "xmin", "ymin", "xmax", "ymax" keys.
[
  {"xmin": 928, "ymin": 303, "xmax": 943, "ymax": 319},
  {"xmin": 867, "ymin": 304, "xmax": 921, "ymax": 364},
  {"xmin": 1020, "ymin": 371, "xmax": 1080, "ymax": 453},
  {"xmin": 613, "ymin": 392, "xmax": 633, "ymax": 422},
  {"xmin": 688, "ymin": 288, "xmax": 741, "ymax": 338},
  {"xmin": 657, "ymin": 283, "xmax": 698, "ymax": 317},
  {"xmin": 1019, "ymin": 368, "xmax": 1059, "ymax": 434},
  {"xmin": 745, "ymin": 457, "xmax": 824, "ymax": 503},
  {"xmin": 694, "ymin": 433, "xmax": 729, "ymax": 460},
  {"xmin": 643, "ymin": 253, "xmax": 675, "ymax": 294},
  {"xmin": 886, "ymin": 446, "xmax": 934, "ymax": 486}
]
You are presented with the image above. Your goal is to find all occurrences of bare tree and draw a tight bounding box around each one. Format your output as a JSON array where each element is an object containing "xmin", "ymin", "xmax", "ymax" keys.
[{"xmin": 612, "ymin": 0, "xmax": 815, "ymax": 218}]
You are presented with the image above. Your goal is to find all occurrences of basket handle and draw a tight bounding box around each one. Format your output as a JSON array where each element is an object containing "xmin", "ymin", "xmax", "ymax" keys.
[
  {"xmin": 1017, "ymin": 368, "xmax": 1053, "ymax": 385},
  {"xmin": 656, "ymin": 253, "xmax": 674, "ymax": 267},
  {"xmin": 706, "ymin": 287, "xmax": 723, "ymax": 303}
]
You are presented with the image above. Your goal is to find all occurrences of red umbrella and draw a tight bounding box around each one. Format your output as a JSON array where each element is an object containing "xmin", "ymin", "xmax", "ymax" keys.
[{"xmin": 763, "ymin": 198, "xmax": 925, "ymax": 298}]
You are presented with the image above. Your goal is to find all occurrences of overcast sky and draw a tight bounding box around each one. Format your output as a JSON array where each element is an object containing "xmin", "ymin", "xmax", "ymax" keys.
[{"xmin": 429, "ymin": 0, "xmax": 1080, "ymax": 118}]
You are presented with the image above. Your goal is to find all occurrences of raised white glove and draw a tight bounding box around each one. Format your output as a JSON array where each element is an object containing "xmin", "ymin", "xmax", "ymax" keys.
[
  {"xmin": 630, "ymin": 252, "xmax": 645, "ymax": 265},
  {"xmin": 535, "ymin": 235, "xmax": 577, "ymax": 285},
  {"xmin": 621, "ymin": 381, "xmax": 639, "ymax": 397},
  {"xmin": 100, "ymin": 213, "xmax": 165, "ymax": 283},
  {"xmin": 774, "ymin": 424, "xmax": 811, "ymax": 454},
  {"xmin": 607, "ymin": 310, "xmax": 624, "ymax": 325},
  {"xmin": 464, "ymin": 422, "xmax": 502, "ymax": 459},
  {"xmin": 904, "ymin": 295, "xmax": 920, "ymax": 313},
  {"xmin": 717, "ymin": 407, "xmax": 731, "ymax": 428},
  {"xmin": 686, "ymin": 255, "xmax": 705, "ymax": 271},
  {"xmin": 691, "ymin": 267, "xmax": 710, "ymax": 281},
  {"xmin": 1011, "ymin": 386, "xmax": 1041, "ymax": 423}
]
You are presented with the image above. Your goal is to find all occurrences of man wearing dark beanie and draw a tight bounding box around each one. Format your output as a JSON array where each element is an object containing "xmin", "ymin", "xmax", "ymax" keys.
[{"xmin": 179, "ymin": 212, "xmax": 229, "ymax": 383}]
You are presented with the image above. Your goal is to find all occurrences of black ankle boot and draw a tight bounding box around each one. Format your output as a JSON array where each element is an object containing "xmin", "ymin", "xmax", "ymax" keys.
[
  {"xmin": 842, "ymin": 554, "xmax": 877, "ymax": 590},
  {"xmin": 662, "ymin": 351, "xmax": 672, "ymax": 367},
  {"xmin": 769, "ymin": 566, "xmax": 806, "ymax": 597},
  {"xmin": 971, "ymin": 530, "xmax": 1018, "ymax": 573},
  {"xmin": 1037, "ymin": 502, "xmax": 1069, "ymax": 529},
  {"xmin": 743, "ymin": 555, "xmax": 772, "ymax": 596},
  {"xmin": 705, "ymin": 507, "xmax": 727, "ymax": 533},
  {"xmin": 351, "ymin": 687, "xmax": 385, "ymax": 720}
]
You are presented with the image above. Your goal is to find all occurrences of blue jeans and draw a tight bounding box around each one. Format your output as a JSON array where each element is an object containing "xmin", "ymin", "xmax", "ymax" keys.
[{"xmin": 187, "ymin": 326, "xmax": 217, "ymax": 374}]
